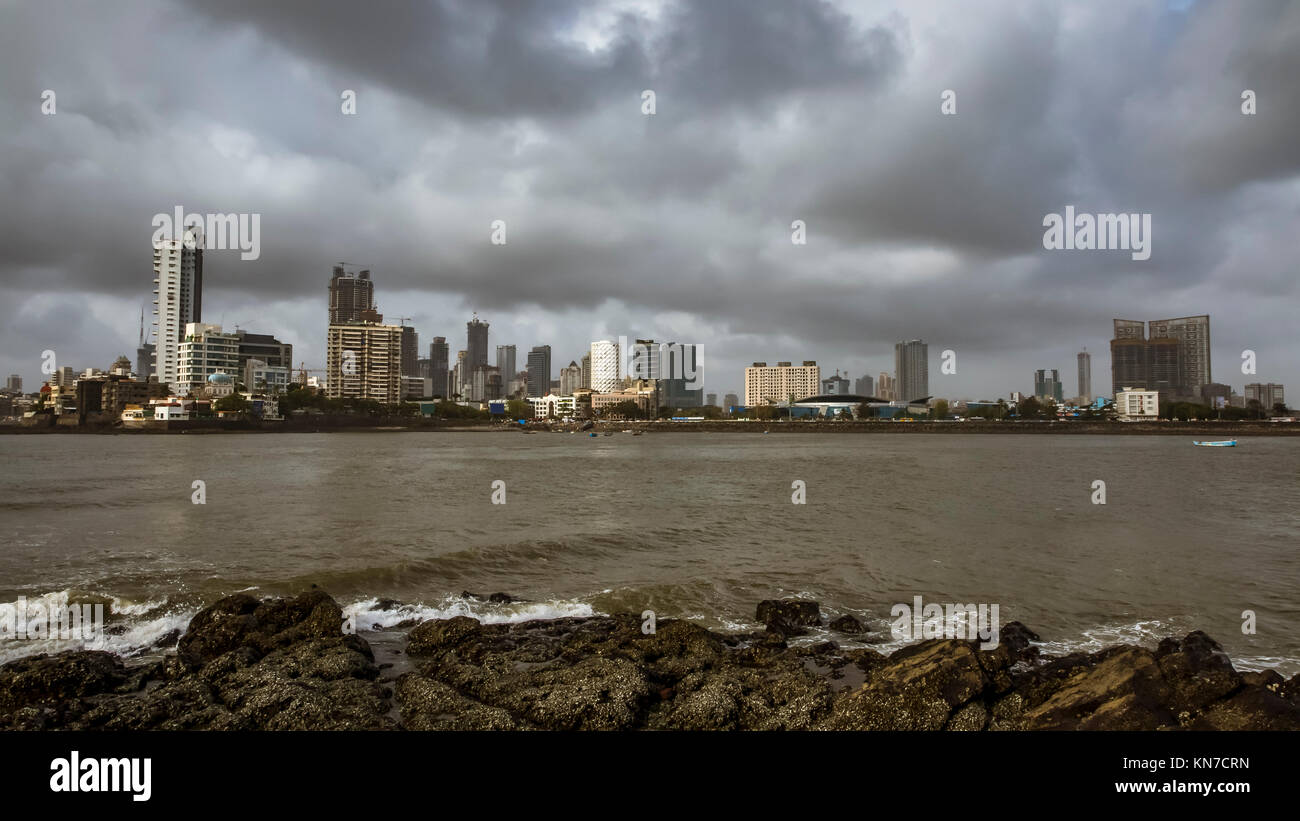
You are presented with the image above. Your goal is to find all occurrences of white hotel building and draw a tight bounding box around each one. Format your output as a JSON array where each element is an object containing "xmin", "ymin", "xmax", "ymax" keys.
[{"xmin": 744, "ymin": 361, "xmax": 821, "ymax": 406}]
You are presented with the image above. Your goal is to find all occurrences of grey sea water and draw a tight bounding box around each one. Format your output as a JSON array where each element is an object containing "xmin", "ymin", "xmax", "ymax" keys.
[{"xmin": 1, "ymin": 432, "xmax": 1297, "ymax": 673}]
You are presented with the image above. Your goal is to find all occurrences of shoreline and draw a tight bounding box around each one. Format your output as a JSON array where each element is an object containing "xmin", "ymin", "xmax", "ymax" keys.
[
  {"xmin": 2, "ymin": 590, "xmax": 1297, "ymax": 730},
  {"xmin": 3, "ymin": 420, "xmax": 1298, "ymax": 436}
]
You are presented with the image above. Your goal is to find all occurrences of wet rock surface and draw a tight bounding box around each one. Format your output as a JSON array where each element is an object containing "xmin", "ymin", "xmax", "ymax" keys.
[{"xmin": 2, "ymin": 593, "xmax": 1297, "ymax": 730}]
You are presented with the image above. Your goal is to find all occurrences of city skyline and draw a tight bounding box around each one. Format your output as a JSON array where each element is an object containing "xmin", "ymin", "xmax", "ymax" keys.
[{"xmin": 2, "ymin": 1, "xmax": 1297, "ymax": 400}]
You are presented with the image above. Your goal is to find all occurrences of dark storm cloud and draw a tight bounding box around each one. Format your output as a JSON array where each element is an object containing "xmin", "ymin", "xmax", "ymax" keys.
[{"xmin": 0, "ymin": 0, "xmax": 1297, "ymax": 399}]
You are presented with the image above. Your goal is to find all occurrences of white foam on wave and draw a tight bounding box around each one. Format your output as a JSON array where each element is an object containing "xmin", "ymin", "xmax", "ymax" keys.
[
  {"xmin": 345, "ymin": 594, "xmax": 598, "ymax": 631},
  {"xmin": 0, "ymin": 590, "xmax": 193, "ymax": 664}
]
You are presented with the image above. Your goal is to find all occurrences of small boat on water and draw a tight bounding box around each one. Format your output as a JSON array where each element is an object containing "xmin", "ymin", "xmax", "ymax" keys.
[{"xmin": 1193, "ymin": 440, "xmax": 1237, "ymax": 447}]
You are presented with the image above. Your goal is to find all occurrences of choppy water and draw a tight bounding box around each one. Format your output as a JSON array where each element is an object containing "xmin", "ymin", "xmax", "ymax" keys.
[{"xmin": 1, "ymin": 432, "xmax": 1297, "ymax": 674}]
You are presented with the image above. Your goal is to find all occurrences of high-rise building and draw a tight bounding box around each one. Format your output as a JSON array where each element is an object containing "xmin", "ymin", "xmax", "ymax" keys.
[
  {"xmin": 706, "ymin": 393, "xmax": 717, "ymax": 407},
  {"xmin": 429, "ymin": 337, "xmax": 449, "ymax": 398},
  {"xmin": 454, "ymin": 350, "xmax": 468, "ymax": 398},
  {"xmin": 152, "ymin": 227, "xmax": 204, "ymax": 391},
  {"xmin": 877, "ymin": 373, "xmax": 897, "ymax": 401},
  {"xmin": 400, "ymin": 326, "xmax": 420, "ymax": 399},
  {"xmin": 723, "ymin": 392, "xmax": 740, "ymax": 409},
  {"xmin": 495, "ymin": 344, "xmax": 516, "ymax": 389},
  {"xmin": 744, "ymin": 361, "xmax": 820, "ymax": 406},
  {"xmin": 328, "ymin": 266, "xmax": 374, "ymax": 325},
  {"xmin": 580, "ymin": 353, "xmax": 591, "ymax": 390},
  {"xmin": 1034, "ymin": 369, "xmax": 1064, "ymax": 403},
  {"xmin": 6, "ymin": 375, "xmax": 22, "ymax": 394},
  {"xmin": 177, "ymin": 323, "xmax": 240, "ymax": 394},
  {"xmin": 1245, "ymin": 383, "xmax": 1286, "ymax": 411},
  {"xmin": 466, "ymin": 316, "xmax": 489, "ymax": 372},
  {"xmin": 1148, "ymin": 315, "xmax": 1211, "ymax": 396},
  {"xmin": 527, "ymin": 346, "xmax": 552, "ymax": 397},
  {"xmin": 559, "ymin": 361, "xmax": 583, "ymax": 395},
  {"xmin": 894, "ymin": 340, "xmax": 929, "ymax": 404},
  {"xmin": 590, "ymin": 340, "xmax": 621, "ymax": 392},
  {"xmin": 326, "ymin": 322, "xmax": 403, "ymax": 403},
  {"xmin": 1077, "ymin": 350, "xmax": 1092, "ymax": 402},
  {"xmin": 1109, "ymin": 316, "xmax": 1211, "ymax": 400},
  {"xmin": 854, "ymin": 374, "xmax": 874, "ymax": 398}
]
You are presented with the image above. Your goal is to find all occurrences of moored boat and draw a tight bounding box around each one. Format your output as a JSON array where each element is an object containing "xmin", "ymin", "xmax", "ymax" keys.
[{"xmin": 1193, "ymin": 439, "xmax": 1237, "ymax": 447}]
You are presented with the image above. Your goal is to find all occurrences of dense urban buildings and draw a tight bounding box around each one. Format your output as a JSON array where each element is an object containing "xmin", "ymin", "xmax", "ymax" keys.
[
  {"xmin": 5, "ymin": 375, "xmax": 21, "ymax": 393},
  {"xmin": 894, "ymin": 340, "xmax": 928, "ymax": 403},
  {"xmin": 744, "ymin": 361, "xmax": 820, "ymax": 406},
  {"xmin": 152, "ymin": 229, "xmax": 204, "ymax": 392},
  {"xmin": 723, "ymin": 393, "xmax": 740, "ymax": 409},
  {"xmin": 559, "ymin": 361, "xmax": 582, "ymax": 396},
  {"xmin": 854, "ymin": 374, "xmax": 874, "ymax": 398},
  {"xmin": 1077, "ymin": 350, "xmax": 1092, "ymax": 403}
]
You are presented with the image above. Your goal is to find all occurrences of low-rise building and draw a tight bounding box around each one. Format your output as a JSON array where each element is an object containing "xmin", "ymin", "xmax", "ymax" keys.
[{"xmin": 1115, "ymin": 387, "xmax": 1159, "ymax": 421}]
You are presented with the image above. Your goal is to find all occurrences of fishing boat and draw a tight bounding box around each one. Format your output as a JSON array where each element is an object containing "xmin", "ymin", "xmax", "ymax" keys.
[{"xmin": 1193, "ymin": 439, "xmax": 1237, "ymax": 447}]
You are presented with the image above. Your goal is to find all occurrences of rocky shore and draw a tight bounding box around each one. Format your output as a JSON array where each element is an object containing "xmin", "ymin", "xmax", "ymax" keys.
[{"xmin": 2, "ymin": 591, "xmax": 1297, "ymax": 730}]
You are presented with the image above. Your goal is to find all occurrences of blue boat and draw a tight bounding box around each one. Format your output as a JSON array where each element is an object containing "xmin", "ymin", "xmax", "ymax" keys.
[{"xmin": 1193, "ymin": 440, "xmax": 1237, "ymax": 447}]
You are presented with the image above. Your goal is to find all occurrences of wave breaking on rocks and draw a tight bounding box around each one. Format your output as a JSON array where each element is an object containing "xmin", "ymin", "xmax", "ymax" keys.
[{"xmin": 1, "ymin": 591, "xmax": 1297, "ymax": 731}]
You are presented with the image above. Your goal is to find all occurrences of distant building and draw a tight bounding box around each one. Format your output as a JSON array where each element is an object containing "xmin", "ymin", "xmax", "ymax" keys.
[
  {"xmin": 528, "ymin": 393, "xmax": 577, "ymax": 419},
  {"xmin": 723, "ymin": 393, "xmax": 740, "ymax": 410},
  {"xmin": 854, "ymin": 374, "xmax": 874, "ymax": 398},
  {"xmin": 5, "ymin": 375, "xmax": 21, "ymax": 394},
  {"xmin": 178, "ymin": 323, "xmax": 240, "ymax": 394},
  {"xmin": 877, "ymin": 373, "xmax": 897, "ymax": 402},
  {"xmin": 590, "ymin": 340, "xmax": 621, "ymax": 392},
  {"xmin": 234, "ymin": 330, "xmax": 293, "ymax": 375},
  {"xmin": 822, "ymin": 371, "xmax": 850, "ymax": 395},
  {"xmin": 1110, "ymin": 316, "xmax": 1211, "ymax": 400},
  {"xmin": 559, "ymin": 361, "xmax": 583, "ymax": 395},
  {"xmin": 744, "ymin": 361, "xmax": 820, "ymax": 406},
  {"xmin": 1245, "ymin": 383, "xmax": 1285, "ymax": 411},
  {"xmin": 326, "ymin": 322, "xmax": 403, "ymax": 403},
  {"xmin": 153, "ymin": 228, "xmax": 204, "ymax": 391},
  {"xmin": 706, "ymin": 393, "xmax": 717, "ymax": 407},
  {"xmin": 243, "ymin": 359, "xmax": 292, "ymax": 394},
  {"xmin": 1077, "ymin": 350, "xmax": 1092, "ymax": 402},
  {"xmin": 1115, "ymin": 387, "xmax": 1159, "ymax": 421},
  {"xmin": 591, "ymin": 385, "xmax": 657, "ymax": 418},
  {"xmin": 496, "ymin": 345, "xmax": 516, "ymax": 391},
  {"xmin": 328, "ymin": 266, "xmax": 374, "ymax": 325},
  {"xmin": 1034, "ymin": 369, "xmax": 1064, "ymax": 403},
  {"xmin": 466, "ymin": 316, "xmax": 489, "ymax": 373},
  {"xmin": 527, "ymin": 346, "xmax": 552, "ymax": 398},
  {"xmin": 580, "ymin": 353, "xmax": 591, "ymax": 390},
  {"xmin": 429, "ymin": 337, "xmax": 449, "ymax": 398},
  {"xmin": 894, "ymin": 340, "xmax": 929, "ymax": 403},
  {"xmin": 1200, "ymin": 383, "xmax": 1231, "ymax": 407}
]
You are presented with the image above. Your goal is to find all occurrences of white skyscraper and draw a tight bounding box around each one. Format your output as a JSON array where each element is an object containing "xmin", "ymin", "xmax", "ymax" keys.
[
  {"xmin": 152, "ymin": 227, "xmax": 203, "ymax": 392},
  {"xmin": 590, "ymin": 339, "xmax": 621, "ymax": 392}
]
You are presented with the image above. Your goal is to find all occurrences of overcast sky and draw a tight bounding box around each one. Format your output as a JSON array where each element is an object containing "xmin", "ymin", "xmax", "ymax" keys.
[{"xmin": 1, "ymin": 0, "xmax": 1297, "ymax": 400}]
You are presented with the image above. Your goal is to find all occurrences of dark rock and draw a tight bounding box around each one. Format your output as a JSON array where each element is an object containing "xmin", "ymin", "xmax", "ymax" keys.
[
  {"xmin": 764, "ymin": 616, "xmax": 807, "ymax": 639},
  {"xmin": 756, "ymin": 599, "xmax": 821, "ymax": 627},
  {"xmin": 828, "ymin": 614, "xmax": 866, "ymax": 634}
]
